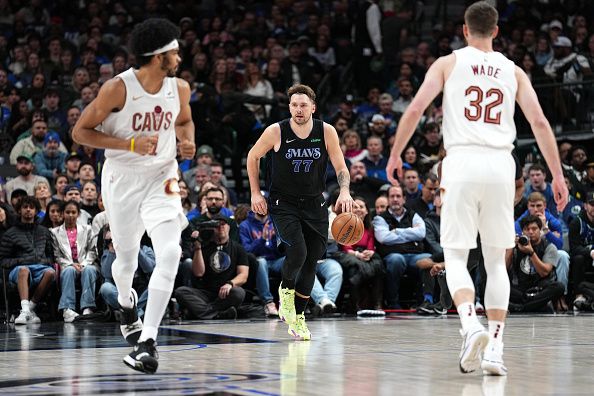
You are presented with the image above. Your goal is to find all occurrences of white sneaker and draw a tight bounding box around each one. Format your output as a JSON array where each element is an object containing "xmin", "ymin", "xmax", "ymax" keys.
[
  {"xmin": 14, "ymin": 310, "xmax": 30, "ymax": 325},
  {"xmin": 63, "ymin": 309, "xmax": 79, "ymax": 323},
  {"xmin": 481, "ymin": 342, "xmax": 507, "ymax": 376},
  {"xmin": 82, "ymin": 308, "xmax": 94, "ymax": 315},
  {"xmin": 29, "ymin": 310, "xmax": 41, "ymax": 324},
  {"xmin": 320, "ymin": 298, "xmax": 337, "ymax": 314},
  {"xmin": 459, "ymin": 326, "xmax": 490, "ymax": 373}
]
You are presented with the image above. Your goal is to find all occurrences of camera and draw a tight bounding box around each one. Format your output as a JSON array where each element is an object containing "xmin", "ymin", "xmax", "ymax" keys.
[
  {"xmin": 518, "ymin": 235, "xmax": 530, "ymax": 246},
  {"xmin": 191, "ymin": 219, "xmax": 221, "ymax": 242}
]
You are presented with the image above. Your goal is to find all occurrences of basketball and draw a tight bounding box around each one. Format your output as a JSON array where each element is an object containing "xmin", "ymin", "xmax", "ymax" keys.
[{"xmin": 331, "ymin": 212, "xmax": 364, "ymax": 246}]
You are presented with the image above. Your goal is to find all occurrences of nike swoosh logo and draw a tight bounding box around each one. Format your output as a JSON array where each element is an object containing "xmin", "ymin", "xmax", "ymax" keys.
[
  {"xmin": 132, "ymin": 95, "xmax": 143, "ymax": 101},
  {"xmin": 321, "ymin": 202, "xmax": 324, "ymax": 206},
  {"xmin": 285, "ymin": 139, "xmax": 296, "ymax": 143}
]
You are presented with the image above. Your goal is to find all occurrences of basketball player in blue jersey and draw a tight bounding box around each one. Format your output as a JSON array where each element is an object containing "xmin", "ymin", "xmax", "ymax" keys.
[
  {"xmin": 73, "ymin": 19, "xmax": 196, "ymax": 374},
  {"xmin": 247, "ymin": 84, "xmax": 355, "ymax": 340},
  {"xmin": 386, "ymin": 2, "xmax": 568, "ymax": 376}
]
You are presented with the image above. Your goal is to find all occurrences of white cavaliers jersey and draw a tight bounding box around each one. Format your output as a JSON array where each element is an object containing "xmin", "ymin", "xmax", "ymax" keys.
[
  {"xmin": 442, "ymin": 46, "xmax": 517, "ymax": 151},
  {"xmin": 102, "ymin": 68, "xmax": 180, "ymax": 168}
]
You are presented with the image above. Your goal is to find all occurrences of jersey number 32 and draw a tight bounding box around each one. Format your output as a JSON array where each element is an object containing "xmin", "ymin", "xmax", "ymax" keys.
[{"xmin": 464, "ymin": 86, "xmax": 503, "ymax": 125}]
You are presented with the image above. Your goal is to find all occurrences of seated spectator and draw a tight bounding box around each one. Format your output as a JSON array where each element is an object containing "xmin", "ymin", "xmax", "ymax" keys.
[
  {"xmin": 507, "ymin": 215, "xmax": 564, "ymax": 312},
  {"xmin": 183, "ymin": 147, "xmax": 214, "ymax": 194},
  {"xmin": 341, "ymin": 130, "xmax": 367, "ymax": 163},
  {"xmin": 33, "ymin": 131, "xmax": 66, "ymax": 183},
  {"xmin": 175, "ymin": 215, "xmax": 249, "ymax": 319},
  {"xmin": 514, "ymin": 192, "xmax": 570, "ymax": 311},
  {"xmin": 361, "ymin": 136, "xmax": 388, "ymax": 182},
  {"xmin": 239, "ymin": 210, "xmax": 282, "ymax": 316},
  {"xmin": 51, "ymin": 201, "xmax": 98, "ymax": 322},
  {"xmin": 524, "ymin": 163, "xmax": 557, "ymax": 215},
  {"xmin": 99, "ymin": 225, "xmax": 154, "ymax": 319},
  {"xmin": 33, "ymin": 180, "xmax": 52, "ymax": 219},
  {"xmin": 63, "ymin": 152, "xmax": 81, "ymax": 183},
  {"xmin": 349, "ymin": 161, "xmax": 388, "ymax": 209},
  {"xmin": 40, "ymin": 199, "xmax": 63, "ymax": 229},
  {"xmin": 414, "ymin": 190, "xmax": 459, "ymax": 315},
  {"xmin": 417, "ymin": 122, "xmax": 442, "ymax": 167},
  {"xmin": 0, "ymin": 202, "xmax": 17, "ymax": 240},
  {"xmin": 405, "ymin": 173, "xmax": 439, "ymax": 219},
  {"xmin": 52, "ymin": 173, "xmax": 70, "ymax": 201},
  {"xmin": 334, "ymin": 197, "xmax": 383, "ymax": 311},
  {"xmin": 76, "ymin": 161, "xmax": 96, "ymax": 188},
  {"xmin": 373, "ymin": 185, "xmax": 430, "ymax": 308},
  {"xmin": 8, "ymin": 189, "xmax": 27, "ymax": 211},
  {"xmin": 63, "ymin": 184, "xmax": 92, "ymax": 225},
  {"xmin": 81, "ymin": 181, "xmax": 100, "ymax": 218},
  {"xmin": 402, "ymin": 168, "xmax": 422, "ymax": 201},
  {"xmin": 0, "ymin": 196, "xmax": 56, "ymax": 324},
  {"xmin": 402, "ymin": 144, "xmax": 421, "ymax": 171},
  {"xmin": 581, "ymin": 157, "xmax": 594, "ymax": 196},
  {"xmin": 4, "ymin": 153, "xmax": 50, "ymax": 198},
  {"xmin": 9, "ymin": 119, "xmax": 67, "ymax": 164},
  {"xmin": 568, "ymin": 191, "xmax": 594, "ymax": 311},
  {"xmin": 374, "ymin": 194, "xmax": 388, "ymax": 216}
]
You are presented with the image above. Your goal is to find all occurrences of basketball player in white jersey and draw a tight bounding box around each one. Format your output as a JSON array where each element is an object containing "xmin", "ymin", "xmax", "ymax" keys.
[
  {"xmin": 386, "ymin": 2, "xmax": 568, "ymax": 375},
  {"xmin": 73, "ymin": 19, "xmax": 196, "ymax": 374}
]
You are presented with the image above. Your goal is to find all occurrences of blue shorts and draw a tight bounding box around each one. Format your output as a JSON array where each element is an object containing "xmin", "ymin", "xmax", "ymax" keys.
[{"xmin": 9, "ymin": 264, "xmax": 55, "ymax": 287}]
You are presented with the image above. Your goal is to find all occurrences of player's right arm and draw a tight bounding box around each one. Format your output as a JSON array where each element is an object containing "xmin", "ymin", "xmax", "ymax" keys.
[
  {"xmin": 72, "ymin": 78, "xmax": 157, "ymax": 155},
  {"xmin": 515, "ymin": 66, "xmax": 569, "ymax": 212},
  {"xmin": 247, "ymin": 123, "xmax": 280, "ymax": 215},
  {"xmin": 386, "ymin": 55, "xmax": 452, "ymax": 185}
]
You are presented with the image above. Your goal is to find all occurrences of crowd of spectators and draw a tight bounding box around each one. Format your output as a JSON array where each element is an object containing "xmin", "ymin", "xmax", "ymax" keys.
[{"xmin": 1, "ymin": 1, "xmax": 594, "ymax": 323}]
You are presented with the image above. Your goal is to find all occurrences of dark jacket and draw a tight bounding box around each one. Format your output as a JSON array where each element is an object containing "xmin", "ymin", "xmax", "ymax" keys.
[
  {"xmin": 423, "ymin": 210, "xmax": 443, "ymax": 262},
  {"xmin": 0, "ymin": 221, "xmax": 54, "ymax": 268},
  {"xmin": 568, "ymin": 211, "xmax": 594, "ymax": 257}
]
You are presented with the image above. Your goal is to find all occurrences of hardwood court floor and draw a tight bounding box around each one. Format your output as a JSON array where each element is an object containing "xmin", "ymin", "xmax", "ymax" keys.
[{"xmin": 0, "ymin": 313, "xmax": 592, "ymax": 395}]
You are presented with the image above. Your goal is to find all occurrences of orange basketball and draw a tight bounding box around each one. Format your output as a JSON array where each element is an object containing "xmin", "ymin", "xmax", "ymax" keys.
[{"xmin": 331, "ymin": 212, "xmax": 364, "ymax": 246}]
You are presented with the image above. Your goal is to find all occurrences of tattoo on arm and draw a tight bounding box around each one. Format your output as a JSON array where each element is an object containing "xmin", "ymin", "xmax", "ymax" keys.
[{"xmin": 337, "ymin": 170, "xmax": 350, "ymax": 191}]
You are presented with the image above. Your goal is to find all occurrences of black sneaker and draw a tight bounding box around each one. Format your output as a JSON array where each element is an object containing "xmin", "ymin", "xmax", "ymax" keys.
[
  {"xmin": 432, "ymin": 301, "xmax": 448, "ymax": 315},
  {"xmin": 116, "ymin": 289, "xmax": 143, "ymax": 346},
  {"xmin": 416, "ymin": 300, "xmax": 434, "ymax": 315},
  {"xmin": 123, "ymin": 339, "xmax": 159, "ymax": 374},
  {"xmin": 215, "ymin": 306, "xmax": 237, "ymax": 319}
]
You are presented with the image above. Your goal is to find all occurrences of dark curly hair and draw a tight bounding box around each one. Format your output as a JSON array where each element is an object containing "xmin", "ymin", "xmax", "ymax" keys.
[{"xmin": 129, "ymin": 18, "xmax": 180, "ymax": 66}]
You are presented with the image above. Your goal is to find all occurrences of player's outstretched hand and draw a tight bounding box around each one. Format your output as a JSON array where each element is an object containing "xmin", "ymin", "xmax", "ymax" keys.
[
  {"xmin": 386, "ymin": 155, "xmax": 403, "ymax": 186},
  {"xmin": 251, "ymin": 191, "xmax": 268, "ymax": 216},
  {"xmin": 134, "ymin": 135, "xmax": 159, "ymax": 155},
  {"xmin": 179, "ymin": 139, "xmax": 196, "ymax": 159},
  {"xmin": 552, "ymin": 176, "xmax": 569, "ymax": 213}
]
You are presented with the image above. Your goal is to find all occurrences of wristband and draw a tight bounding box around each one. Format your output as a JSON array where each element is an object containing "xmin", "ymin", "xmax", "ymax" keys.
[
  {"xmin": 226, "ymin": 281, "xmax": 234, "ymax": 287},
  {"xmin": 130, "ymin": 137, "xmax": 135, "ymax": 152},
  {"xmin": 529, "ymin": 250, "xmax": 535, "ymax": 257}
]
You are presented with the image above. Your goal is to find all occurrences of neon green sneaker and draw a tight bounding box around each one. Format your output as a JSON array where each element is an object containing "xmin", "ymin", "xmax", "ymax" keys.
[
  {"xmin": 278, "ymin": 285, "xmax": 296, "ymax": 324},
  {"xmin": 288, "ymin": 314, "xmax": 311, "ymax": 341}
]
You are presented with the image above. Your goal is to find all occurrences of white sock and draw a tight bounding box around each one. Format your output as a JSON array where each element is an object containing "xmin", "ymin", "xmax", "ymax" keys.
[
  {"xmin": 488, "ymin": 320, "xmax": 505, "ymax": 344},
  {"xmin": 117, "ymin": 293, "xmax": 133, "ymax": 309},
  {"xmin": 457, "ymin": 302, "xmax": 482, "ymax": 333},
  {"xmin": 138, "ymin": 289, "xmax": 170, "ymax": 343},
  {"xmin": 29, "ymin": 301, "xmax": 36, "ymax": 311},
  {"xmin": 21, "ymin": 300, "xmax": 30, "ymax": 312}
]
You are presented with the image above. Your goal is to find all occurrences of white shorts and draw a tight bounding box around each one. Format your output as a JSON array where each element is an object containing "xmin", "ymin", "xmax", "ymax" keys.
[
  {"xmin": 101, "ymin": 159, "xmax": 188, "ymax": 251},
  {"xmin": 440, "ymin": 146, "xmax": 515, "ymax": 249}
]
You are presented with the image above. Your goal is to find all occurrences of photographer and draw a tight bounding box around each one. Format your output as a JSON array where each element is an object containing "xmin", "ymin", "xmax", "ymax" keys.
[
  {"xmin": 174, "ymin": 214, "xmax": 249, "ymax": 319},
  {"xmin": 506, "ymin": 215, "xmax": 564, "ymax": 312}
]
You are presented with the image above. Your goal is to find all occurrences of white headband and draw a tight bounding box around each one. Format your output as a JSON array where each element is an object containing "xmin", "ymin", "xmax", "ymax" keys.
[{"xmin": 141, "ymin": 39, "xmax": 179, "ymax": 56}]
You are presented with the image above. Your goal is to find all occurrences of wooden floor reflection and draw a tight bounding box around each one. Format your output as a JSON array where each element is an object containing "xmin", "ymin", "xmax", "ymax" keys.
[{"xmin": 0, "ymin": 313, "xmax": 592, "ymax": 395}]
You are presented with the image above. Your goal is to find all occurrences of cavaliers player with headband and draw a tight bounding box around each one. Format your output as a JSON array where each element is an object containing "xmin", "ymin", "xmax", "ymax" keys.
[
  {"xmin": 247, "ymin": 84, "xmax": 355, "ymax": 341},
  {"xmin": 386, "ymin": 2, "xmax": 568, "ymax": 376},
  {"xmin": 73, "ymin": 18, "xmax": 195, "ymax": 373}
]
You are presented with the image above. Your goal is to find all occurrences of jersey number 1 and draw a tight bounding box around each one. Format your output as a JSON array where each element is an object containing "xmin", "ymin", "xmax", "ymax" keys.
[{"xmin": 464, "ymin": 86, "xmax": 503, "ymax": 125}]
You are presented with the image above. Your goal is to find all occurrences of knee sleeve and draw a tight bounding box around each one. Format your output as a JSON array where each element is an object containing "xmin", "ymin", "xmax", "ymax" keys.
[
  {"xmin": 111, "ymin": 246, "xmax": 139, "ymax": 286},
  {"xmin": 444, "ymin": 248, "xmax": 475, "ymax": 296},
  {"xmin": 149, "ymin": 220, "xmax": 183, "ymax": 292},
  {"xmin": 482, "ymin": 245, "xmax": 510, "ymax": 311}
]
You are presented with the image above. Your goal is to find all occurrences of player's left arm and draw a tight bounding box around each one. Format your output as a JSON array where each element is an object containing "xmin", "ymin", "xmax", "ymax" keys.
[
  {"xmin": 325, "ymin": 122, "xmax": 355, "ymax": 212},
  {"xmin": 175, "ymin": 78, "xmax": 196, "ymax": 160}
]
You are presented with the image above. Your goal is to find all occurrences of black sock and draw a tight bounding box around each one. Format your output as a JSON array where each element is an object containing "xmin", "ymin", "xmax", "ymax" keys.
[{"xmin": 295, "ymin": 295, "xmax": 309, "ymax": 314}]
